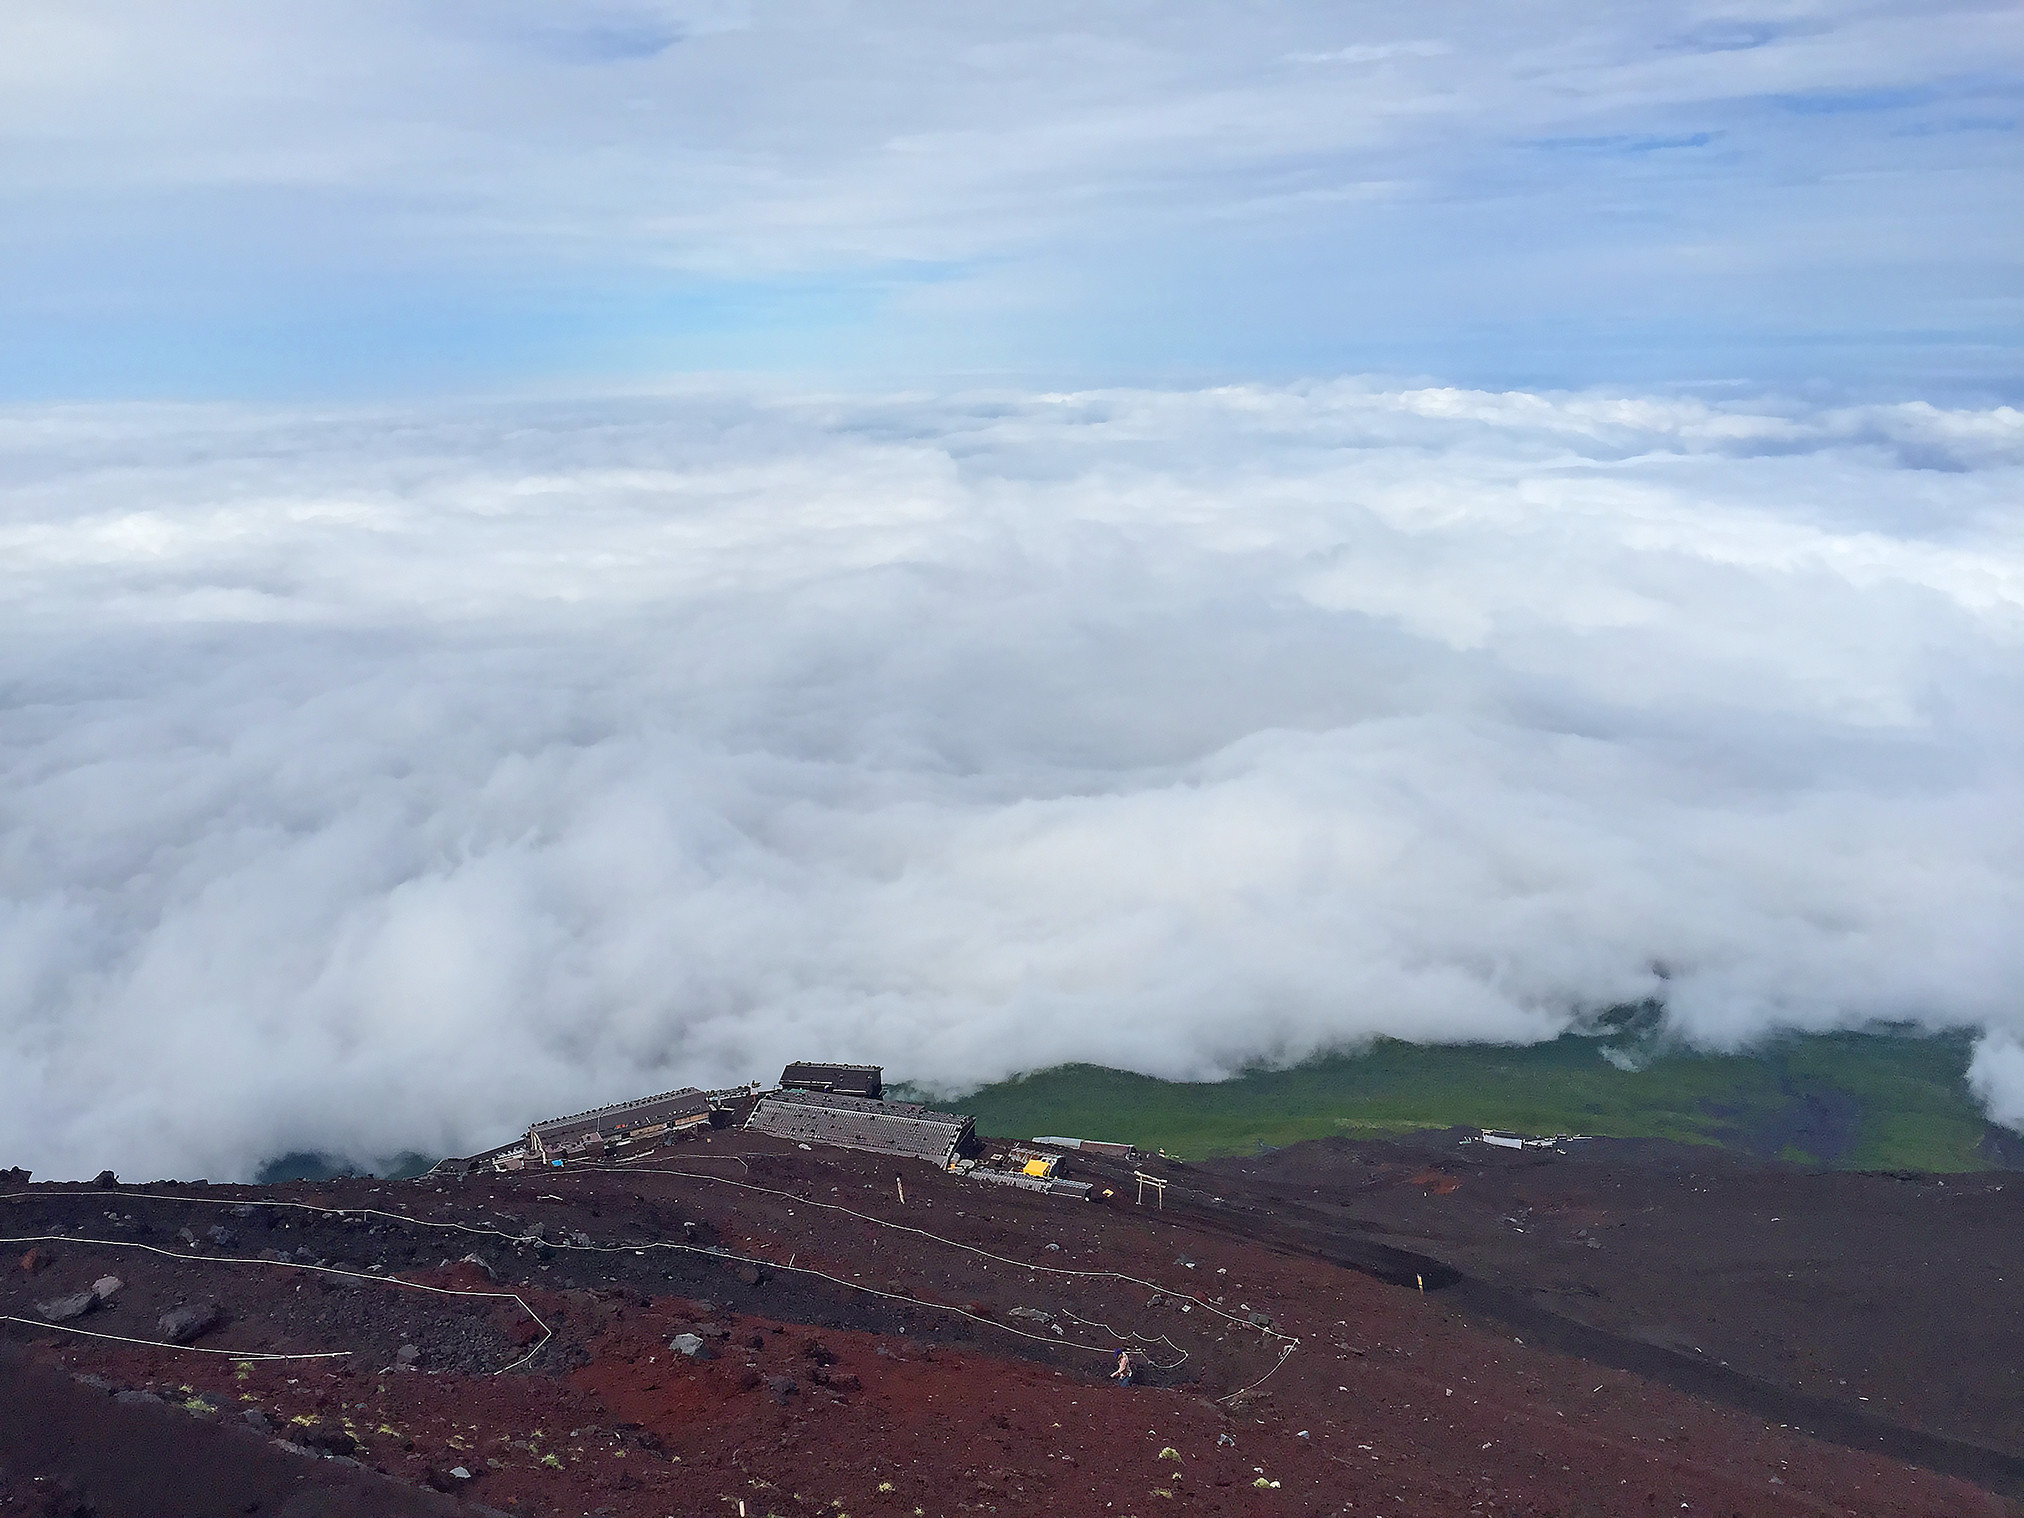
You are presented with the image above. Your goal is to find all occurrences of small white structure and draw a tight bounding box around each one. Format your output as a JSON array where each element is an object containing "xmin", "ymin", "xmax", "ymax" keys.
[
  {"xmin": 1033, "ymin": 1135, "xmax": 1137, "ymax": 1159},
  {"xmin": 1475, "ymin": 1129, "xmax": 1586, "ymax": 1150}
]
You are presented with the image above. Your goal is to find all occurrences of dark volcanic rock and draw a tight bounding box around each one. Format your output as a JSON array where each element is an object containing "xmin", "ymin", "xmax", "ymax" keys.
[
  {"xmin": 35, "ymin": 1291, "xmax": 99, "ymax": 1324},
  {"xmin": 302, "ymin": 1426, "xmax": 359, "ymax": 1457},
  {"xmin": 157, "ymin": 1303, "xmax": 223, "ymax": 1344}
]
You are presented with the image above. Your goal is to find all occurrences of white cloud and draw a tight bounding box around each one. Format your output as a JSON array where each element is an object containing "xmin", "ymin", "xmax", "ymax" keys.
[
  {"xmin": 2, "ymin": 380, "xmax": 2021, "ymax": 1178},
  {"xmin": 1970, "ymin": 1032, "xmax": 2024, "ymax": 1130}
]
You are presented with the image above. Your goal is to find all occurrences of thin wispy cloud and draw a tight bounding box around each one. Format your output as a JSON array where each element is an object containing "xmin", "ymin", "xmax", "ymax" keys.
[{"xmin": 1286, "ymin": 41, "xmax": 1452, "ymax": 65}]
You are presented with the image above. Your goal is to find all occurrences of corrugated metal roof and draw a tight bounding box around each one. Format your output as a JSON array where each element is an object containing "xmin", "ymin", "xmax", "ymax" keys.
[
  {"xmin": 746, "ymin": 1088, "xmax": 973, "ymax": 1165},
  {"xmin": 529, "ymin": 1086, "xmax": 713, "ymax": 1150}
]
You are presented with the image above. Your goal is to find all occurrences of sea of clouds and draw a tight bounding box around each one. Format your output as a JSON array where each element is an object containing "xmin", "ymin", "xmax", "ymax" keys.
[{"xmin": 3, "ymin": 381, "xmax": 2021, "ymax": 1178}]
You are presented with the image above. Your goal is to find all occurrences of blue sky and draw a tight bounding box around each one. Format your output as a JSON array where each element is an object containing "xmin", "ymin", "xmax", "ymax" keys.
[{"xmin": 2, "ymin": 0, "xmax": 2019, "ymax": 398}]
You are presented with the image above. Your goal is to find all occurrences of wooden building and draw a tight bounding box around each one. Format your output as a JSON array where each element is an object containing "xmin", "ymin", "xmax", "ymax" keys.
[{"xmin": 745, "ymin": 1087, "xmax": 974, "ymax": 1167}]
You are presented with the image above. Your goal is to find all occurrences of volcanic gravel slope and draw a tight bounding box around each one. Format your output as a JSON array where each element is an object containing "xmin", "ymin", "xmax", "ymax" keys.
[
  {"xmin": 1, "ymin": 1130, "xmax": 2015, "ymax": 1517},
  {"xmin": 1195, "ymin": 1132, "xmax": 2024, "ymax": 1472}
]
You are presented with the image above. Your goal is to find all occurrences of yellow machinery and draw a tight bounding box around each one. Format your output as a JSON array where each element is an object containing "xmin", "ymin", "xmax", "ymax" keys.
[{"xmin": 1012, "ymin": 1147, "xmax": 1060, "ymax": 1179}]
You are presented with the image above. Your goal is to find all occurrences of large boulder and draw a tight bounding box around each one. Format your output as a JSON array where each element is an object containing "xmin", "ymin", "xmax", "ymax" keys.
[
  {"xmin": 301, "ymin": 1426, "xmax": 359, "ymax": 1457},
  {"xmin": 158, "ymin": 1303, "xmax": 223, "ymax": 1344},
  {"xmin": 35, "ymin": 1290, "xmax": 99, "ymax": 1324}
]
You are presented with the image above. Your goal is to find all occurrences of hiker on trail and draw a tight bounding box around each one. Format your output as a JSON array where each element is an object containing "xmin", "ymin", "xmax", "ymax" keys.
[{"xmin": 1112, "ymin": 1349, "xmax": 1138, "ymax": 1387}]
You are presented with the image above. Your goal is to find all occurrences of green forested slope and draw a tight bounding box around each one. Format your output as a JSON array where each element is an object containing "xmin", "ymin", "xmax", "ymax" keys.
[{"xmin": 936, "ymin": 1026, "xmax": 2004, "ymax": 1171}]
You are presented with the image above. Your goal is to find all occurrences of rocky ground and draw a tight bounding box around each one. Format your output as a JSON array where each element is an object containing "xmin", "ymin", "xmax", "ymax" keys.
[{"xmin": 2, "ymin": 1130, "xmax": 2017, "ymax": 1516}]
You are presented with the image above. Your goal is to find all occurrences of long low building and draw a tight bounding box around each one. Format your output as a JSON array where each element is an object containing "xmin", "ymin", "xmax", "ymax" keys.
[
  {"xmin": 528, "ymin": 1086, "xmax": 716, "ymax": 1159},
  {"xmin": 745, "ymin": 1087, "xmax": 976, "ymax": 1167},
  {"xmin": 778, "ymin": 1062, "xmax": 884, "ymax": 1099}
]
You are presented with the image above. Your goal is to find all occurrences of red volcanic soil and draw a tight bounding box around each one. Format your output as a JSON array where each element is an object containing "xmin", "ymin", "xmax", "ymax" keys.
[{"xmin": 3, "ymin": 1131, "xmax": 2016, "ymax": 1517}]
